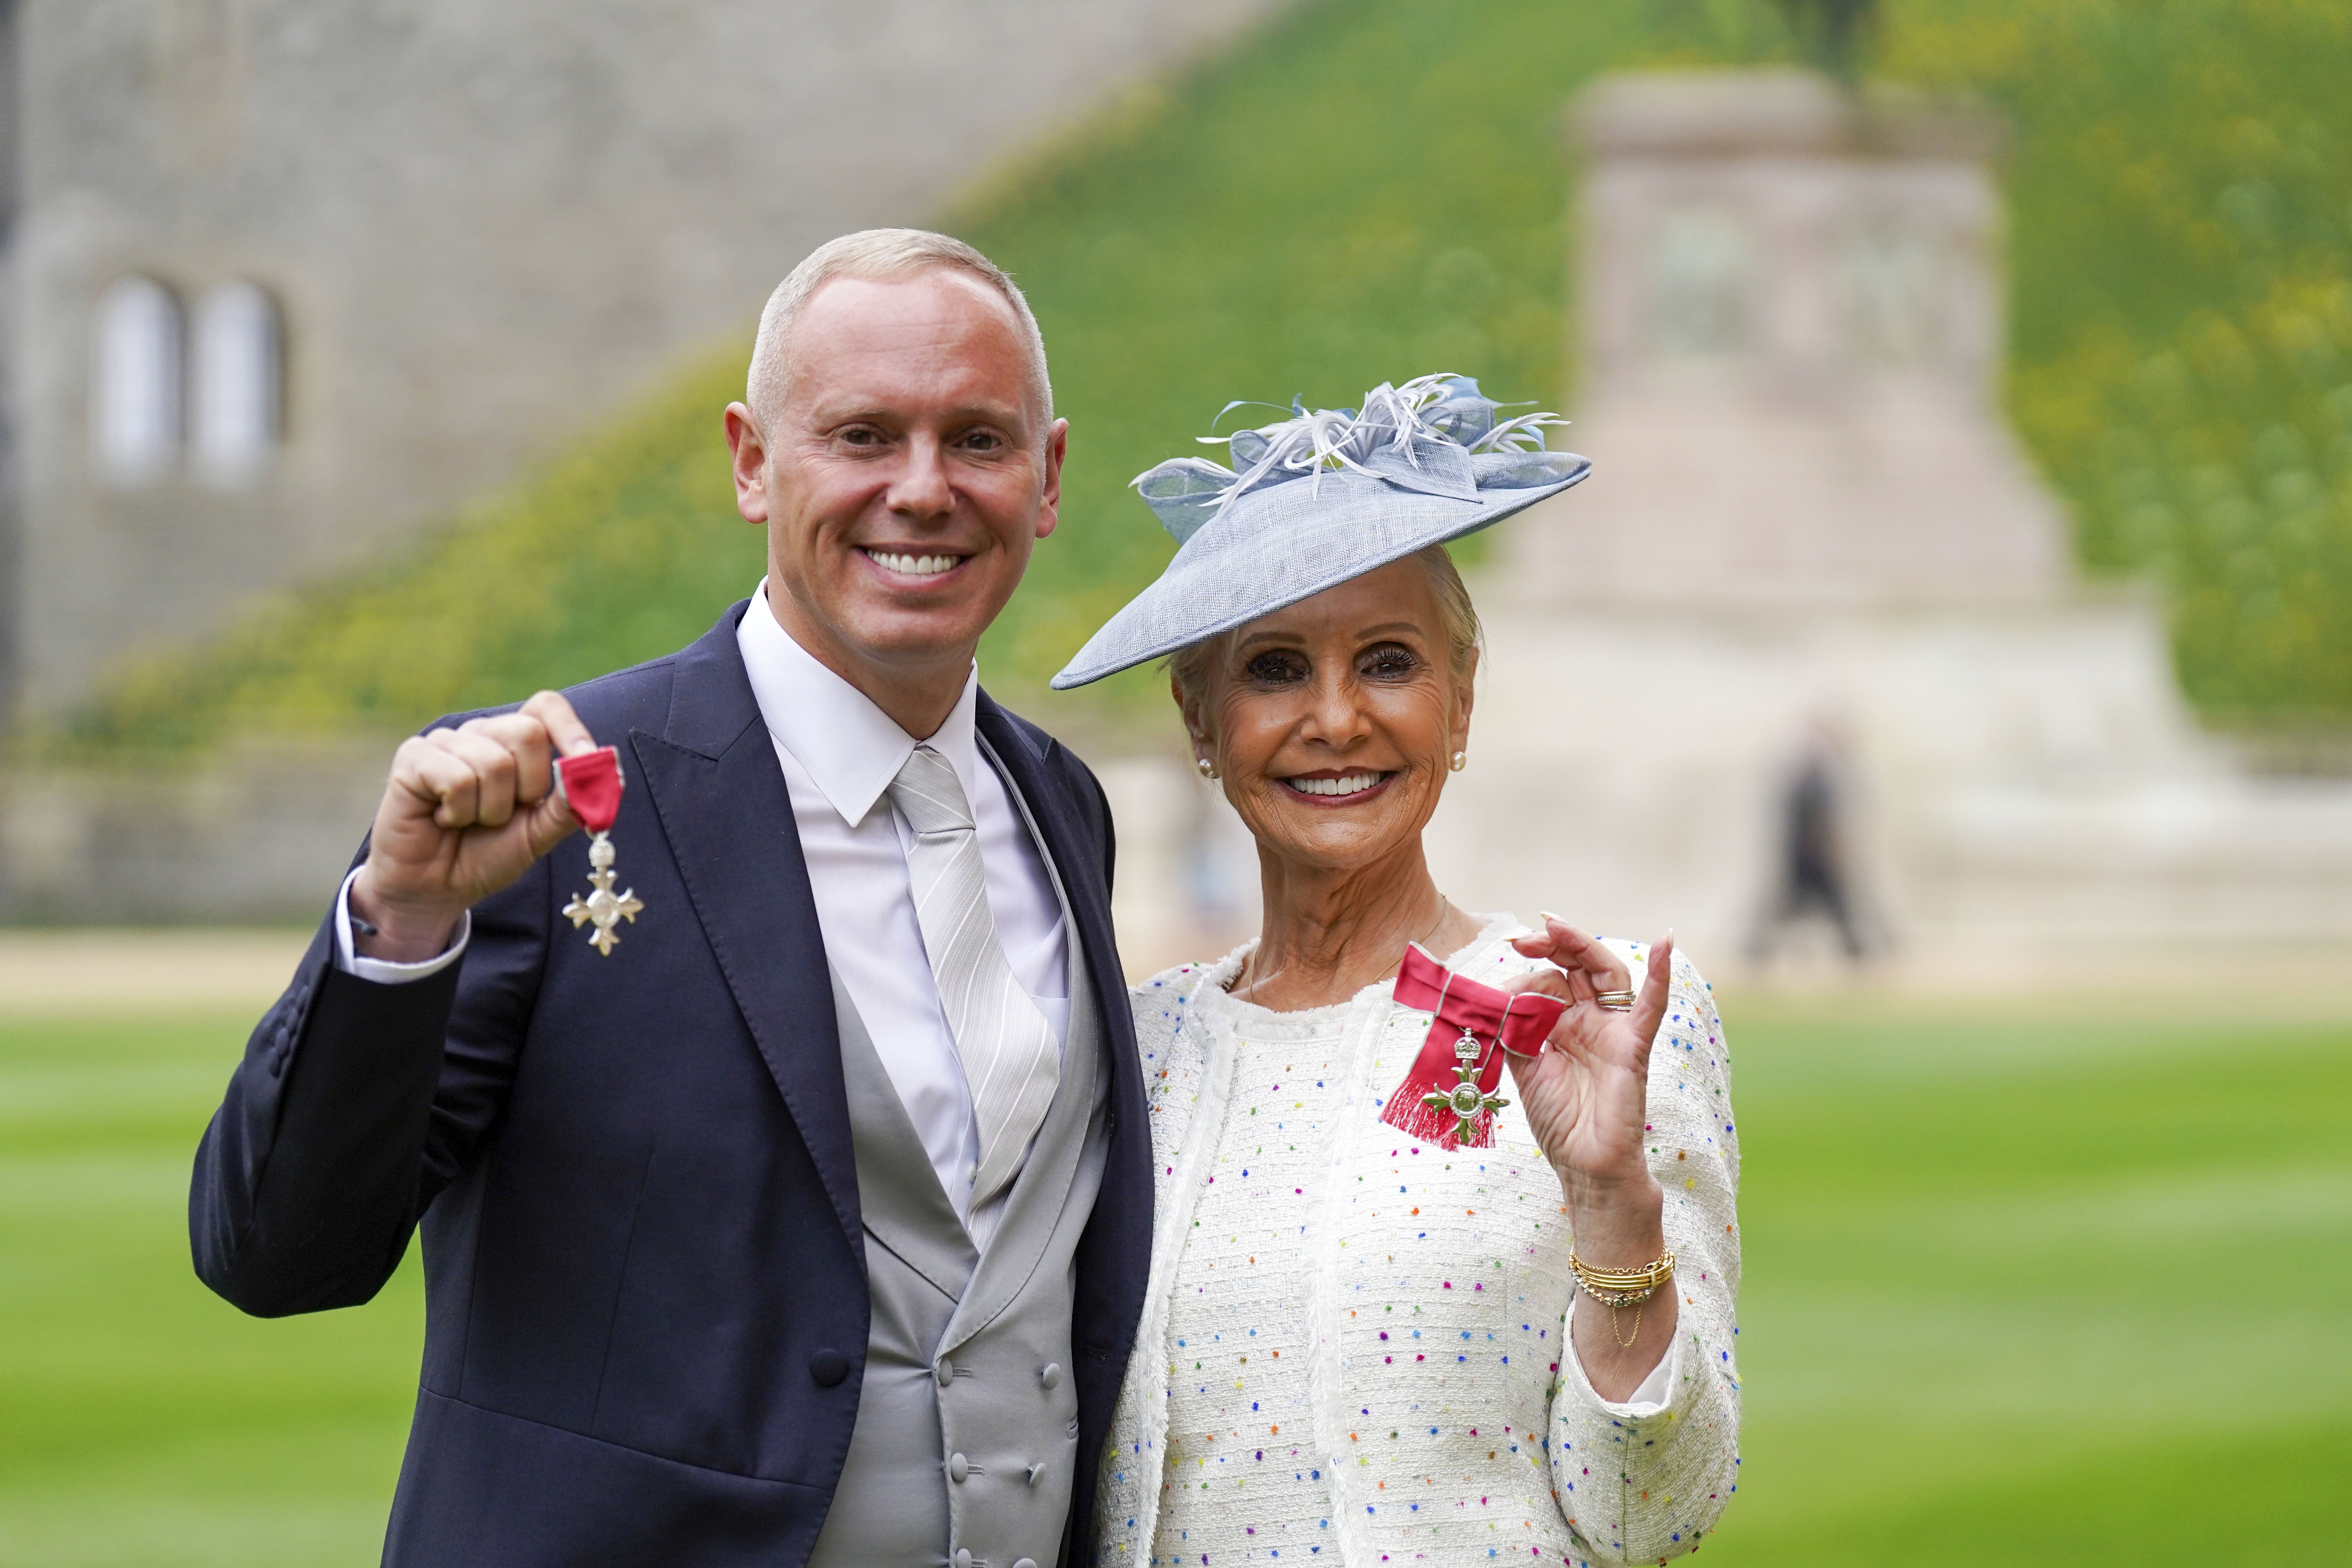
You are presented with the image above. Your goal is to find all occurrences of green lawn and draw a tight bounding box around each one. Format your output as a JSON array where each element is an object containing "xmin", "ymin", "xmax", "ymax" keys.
[
  {"xmin": 1704, "ymin": 1001, "xmax": 2352, "ymax": 1564},
  {"xmin": 2, "ymin": 997, "xmax": 2344, "ymax": 1564},
  {"xmin": 0, "ymin": 1017, "xmax": 422, "ymax": 1566}
]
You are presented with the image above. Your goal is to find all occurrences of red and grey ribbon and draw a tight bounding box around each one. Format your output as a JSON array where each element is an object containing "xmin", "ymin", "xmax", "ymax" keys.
[
  {"xmin": 555, "ymin": 746, "xmax": 625, "ymax": 833},
  {"xmin": 1380, "ymin": 944, "xmax": 1566, "ymax": 1150}
]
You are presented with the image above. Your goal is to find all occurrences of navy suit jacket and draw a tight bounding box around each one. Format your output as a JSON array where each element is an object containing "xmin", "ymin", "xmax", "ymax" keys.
[{"xmin": 190, "ymin": 603, "xmax": 1154, "ymax": 1567}]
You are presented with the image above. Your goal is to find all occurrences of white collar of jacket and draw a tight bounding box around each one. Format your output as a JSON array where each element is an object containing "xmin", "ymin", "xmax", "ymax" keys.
[{"xmin": 736, "ymin": 577, "xmax": 985, "ymax": 830}]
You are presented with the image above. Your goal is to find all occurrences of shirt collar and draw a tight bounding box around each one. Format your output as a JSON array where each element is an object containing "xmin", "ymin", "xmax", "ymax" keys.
[{"xmin": 736, "ymin": 579, "xmax": 982, "ymax": 829}]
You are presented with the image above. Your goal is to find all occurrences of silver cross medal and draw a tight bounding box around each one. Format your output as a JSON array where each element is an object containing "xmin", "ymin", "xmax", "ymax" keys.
[
  {"xmin": 555, "ymin": 746, "xmax": 644, "ymax": 956},
  {"xmin": 564, "ymin": 834, "xmax": 644, "ymax": 956},
  {"xmin": 1422, "ymin": 1025, "xmax": 1510, "ymax": 1142}
]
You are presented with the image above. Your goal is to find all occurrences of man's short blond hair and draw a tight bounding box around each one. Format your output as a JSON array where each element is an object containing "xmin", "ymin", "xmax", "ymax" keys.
[{"xmin": 748, "ymin": 229, "xmax": 1053, "ymax": 428}]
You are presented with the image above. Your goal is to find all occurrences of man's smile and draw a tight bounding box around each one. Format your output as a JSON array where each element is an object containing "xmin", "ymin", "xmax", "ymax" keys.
[{"xmin": 859, "ymin": 546, "xmax": 969, "ymax": 579}]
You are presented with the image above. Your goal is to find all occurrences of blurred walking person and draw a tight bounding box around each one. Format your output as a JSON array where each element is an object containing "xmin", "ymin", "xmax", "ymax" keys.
[{"xmin": 1749, "ymin": 716, "xmax": 1870, "ymax": 964}]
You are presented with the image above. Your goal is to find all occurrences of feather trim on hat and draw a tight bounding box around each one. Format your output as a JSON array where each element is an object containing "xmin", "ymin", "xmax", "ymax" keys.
[
  {"xmin": 1133, "ymin": 373, "xmax": 1565, "ymax": 544},
  {"xmin": 1053, "ymin": 372, "xmax": 1590, "ymax": 689}
]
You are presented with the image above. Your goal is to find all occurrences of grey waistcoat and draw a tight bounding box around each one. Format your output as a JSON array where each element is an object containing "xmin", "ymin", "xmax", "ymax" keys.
[{"xmin": 808, "ymin": 871, "xmax": 1109, "ymax": 1568}]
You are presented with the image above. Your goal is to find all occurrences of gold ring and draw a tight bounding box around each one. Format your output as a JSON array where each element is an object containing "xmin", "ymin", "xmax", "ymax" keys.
[{"xmin": 1594, "ymin": 990, "xmax": 1635, "ymax": 1011}]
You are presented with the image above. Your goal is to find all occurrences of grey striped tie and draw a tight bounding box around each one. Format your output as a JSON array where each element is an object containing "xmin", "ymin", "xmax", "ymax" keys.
[{"xmin": 887, "ymin": 744, "xmax": 1060, "ymax": 1211}]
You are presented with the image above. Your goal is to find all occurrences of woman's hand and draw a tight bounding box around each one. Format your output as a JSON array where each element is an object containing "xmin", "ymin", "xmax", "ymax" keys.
[
  {"xmin": 1501, "ymin": 917, "xmax": 1673, "ymax": 1206},
  {"xmin": 1502, "ymin": 917, "xmax": 1679, "ymax": 1396}
]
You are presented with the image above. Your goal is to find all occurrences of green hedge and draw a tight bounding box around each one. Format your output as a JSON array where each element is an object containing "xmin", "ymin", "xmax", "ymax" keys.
[
  {"xmin": 64, "ymin": 0, "xmax": 2352, "ymax": 753},
  {"xmin": 1905, "ymin": 0, "xmax": 2352, "ymax": 725}
]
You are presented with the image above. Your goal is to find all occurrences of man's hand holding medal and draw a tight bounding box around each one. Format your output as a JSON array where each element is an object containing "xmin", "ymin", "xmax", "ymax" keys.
[{"xmin": 349, "ymin": 688, "xmax": 635, "ymax": 962}]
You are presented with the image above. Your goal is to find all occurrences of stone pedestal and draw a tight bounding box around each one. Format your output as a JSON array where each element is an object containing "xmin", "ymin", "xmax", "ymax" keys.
[
  {"xmin": 1429, "ymin": 69, "xmax": 2352, "ymax": 970},
  {"xmin": 1518, "ymin": 70, "xmax": 2062, "ymax": 611}
]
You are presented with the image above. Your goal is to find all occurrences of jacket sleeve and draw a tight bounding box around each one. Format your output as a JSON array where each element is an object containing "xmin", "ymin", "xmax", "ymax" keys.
[
  {"xmin": 1547, "ymin": 949, "xmax": 1742, "ymax": 1565},
  {"xmin": 189, "ymin": 847, "xmax": 552, "ymax": 1317}
]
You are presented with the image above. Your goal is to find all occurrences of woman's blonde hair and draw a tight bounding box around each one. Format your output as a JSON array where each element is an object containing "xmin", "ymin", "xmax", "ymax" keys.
[{"xmin": 1167, "ymin": 544, "xmax": 1482, "ymax": 711}]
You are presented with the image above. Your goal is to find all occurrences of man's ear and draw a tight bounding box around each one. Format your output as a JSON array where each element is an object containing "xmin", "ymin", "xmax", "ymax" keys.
[
  {"xmin": 724, "ymin": 403, "xmax": 770, "ymax": 525},
  {"xmin": 1035, "ymin": 416, "xmax": 1070, "ymax": 540}
]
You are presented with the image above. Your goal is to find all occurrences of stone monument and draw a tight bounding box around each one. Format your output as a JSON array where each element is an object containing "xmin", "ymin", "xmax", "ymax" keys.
[{"xmin": 1417, "ymin": 70, "xmax": 2352, "ymax": 971}]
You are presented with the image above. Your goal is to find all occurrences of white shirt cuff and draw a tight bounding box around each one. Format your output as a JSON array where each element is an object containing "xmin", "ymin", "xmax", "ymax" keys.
[
  {"xmin": 334, "ymin": 867, "xmax": 470, "ymax": 984},
  {"xmin": 1582, "ymin": 1332, "xmax": 1678, "ymax": 1417}
]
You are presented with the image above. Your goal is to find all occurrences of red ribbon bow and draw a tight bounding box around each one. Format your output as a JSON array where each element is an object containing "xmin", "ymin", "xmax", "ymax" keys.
[
  {"xmin": 555, "ymin": 746, "xmax": 625, "ymax": 834},
  {"xmin": 1381, "ymin": 945, "xmax": 1566, "ymax": 1150}
]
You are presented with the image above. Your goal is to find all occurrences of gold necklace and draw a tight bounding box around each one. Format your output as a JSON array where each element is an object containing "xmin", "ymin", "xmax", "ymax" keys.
[{"xmin": 1231, "ymin": 897, "xmax": 1453, "ymax": 1002}]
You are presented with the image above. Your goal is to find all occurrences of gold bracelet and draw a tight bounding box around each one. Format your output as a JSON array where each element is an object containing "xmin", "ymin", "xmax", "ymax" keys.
[
  {"xmin": 1568, "ymin": 1247, "xmax": 1675, "ymax": 1307},
  {"xmin": 1571, "ymin": 1248, "xmax": 1675, "ymax": 1347}
]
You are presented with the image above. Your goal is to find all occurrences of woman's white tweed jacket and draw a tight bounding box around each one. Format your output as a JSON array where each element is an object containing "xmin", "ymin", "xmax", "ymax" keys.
[{"xmin": 1095, "ymin": 922, "xmax": 1741, "ymax": 1566}]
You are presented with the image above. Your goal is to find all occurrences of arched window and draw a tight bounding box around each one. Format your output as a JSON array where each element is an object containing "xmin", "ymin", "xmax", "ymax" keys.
[
  {"xmin": 93, "ymin": 276, "xmax": 183, "ymax": 486},
  {"xmin": 194, "ymin": 281, "xmax": 283, "ymax": 485}
]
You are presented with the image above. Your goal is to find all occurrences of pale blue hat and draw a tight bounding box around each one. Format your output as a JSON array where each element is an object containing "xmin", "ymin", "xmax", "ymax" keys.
[{"xmin": 1051, "ymin": 373, "xmax": 1589, "ymax": 689}]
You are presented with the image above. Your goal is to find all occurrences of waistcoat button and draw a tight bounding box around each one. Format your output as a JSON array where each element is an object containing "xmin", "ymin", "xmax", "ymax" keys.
[
  {"xmin": 935, "ymin": 1360, "xmax": 954, "ymax": 1388},
  {"xmin": 807, "ymin": 1349, "xmax": 851, "ymax": 1387},
  {"xmin": 1014, "ymin": 1559, "xmax": 1038, "ymax": 1568},
  {"xmin": 1040, "ymin": 1362, "xmax": 1062, "ymax": 1390},
  {"xmin": 948, "ymin": 1452, "xmax": 969, "ymax": 1483},
  {"xmin": 954, "ymin": 1551, "xmax": 973, "ymax": 1568}
]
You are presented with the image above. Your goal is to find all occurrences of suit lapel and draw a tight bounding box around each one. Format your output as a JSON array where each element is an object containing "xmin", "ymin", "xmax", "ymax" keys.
[
  {"xmin": 975, "ymin": 697, "xmax": 1127, "ymax": 1070},
  {"xmin": 623, "ymin": 635, "xmax": 1127, "ymax": 1271},
  {"xmin": 631, "ymin": 603, "xmax": 861, "ymax": 1254}
]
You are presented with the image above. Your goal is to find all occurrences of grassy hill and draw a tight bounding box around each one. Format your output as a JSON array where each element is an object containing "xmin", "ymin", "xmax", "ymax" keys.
[{"xmin": 65, "ymin": 0, "xmax": 2352, "ymax": 753}]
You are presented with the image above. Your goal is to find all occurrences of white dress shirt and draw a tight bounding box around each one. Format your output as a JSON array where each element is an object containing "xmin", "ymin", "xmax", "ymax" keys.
[
  {"xmin": 736, "ymin": 581, "xmax": 1069, "ymax": 1244},
  {"xmin": 335, "ymin": 584, "xmax": 1071, "ymax": 1247}
]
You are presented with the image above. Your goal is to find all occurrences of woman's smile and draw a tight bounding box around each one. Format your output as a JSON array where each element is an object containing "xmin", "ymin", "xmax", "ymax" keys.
[{"xmin": 1279, "ymin": 768, "xmax": 1395, "ymax": 802}]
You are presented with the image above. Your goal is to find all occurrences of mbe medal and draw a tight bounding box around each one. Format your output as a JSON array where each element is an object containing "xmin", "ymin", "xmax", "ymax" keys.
[
  {"xmin": 1382, "ymin": 945, "xmax": 1566, "ymax": 1151},
  {"xmin": 1421, "ymin": 1025, "xmax": 1511, "ymax": 1145},
  {"xmin": 555, "ymin": 746, "xmax": 643, "ymax": 956}
]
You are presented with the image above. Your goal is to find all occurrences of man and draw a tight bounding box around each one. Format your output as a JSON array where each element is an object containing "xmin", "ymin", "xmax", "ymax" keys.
[
  {"xmin": 1746, "ymin": 715, "xmax": 1871, "ymax": 966},
  {"xmin": 191, "ymin": 230, "xmax": 1151, "ymax": 1568}
]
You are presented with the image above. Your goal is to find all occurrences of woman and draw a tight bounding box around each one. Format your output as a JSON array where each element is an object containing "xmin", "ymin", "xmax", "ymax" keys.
[{"xmin": 1053, "ymin": 377, "xmax": 1740, "ymax": 1567}]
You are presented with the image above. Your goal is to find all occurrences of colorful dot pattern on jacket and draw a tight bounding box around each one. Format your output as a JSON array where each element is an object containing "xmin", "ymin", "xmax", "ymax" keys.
[{"xmin": 1098, "ymin": 920, "xmax": 1743, "ymax": 1568}]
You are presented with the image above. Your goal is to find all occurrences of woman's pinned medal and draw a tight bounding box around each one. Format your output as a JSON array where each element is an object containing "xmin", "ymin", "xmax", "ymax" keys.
[{"xmin": 1384, "ymin": 944, "xmax": 1567, "ymax": 1149}]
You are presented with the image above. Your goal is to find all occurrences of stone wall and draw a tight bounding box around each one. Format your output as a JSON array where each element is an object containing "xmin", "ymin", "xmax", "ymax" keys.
[
  {"xmin": 9, "ymin": 0, "xmax": 1287, "ymax": 717},
  {"xmin": 0, "ymin": 741, "xmax": 385, "ymax": 923}
]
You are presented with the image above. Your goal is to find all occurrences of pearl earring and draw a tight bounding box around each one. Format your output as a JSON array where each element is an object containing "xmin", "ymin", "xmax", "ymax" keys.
[
  {"xmin": 1449, "ymin": 751, "xmax": 1467, "ymax": 773},
  {"xmin": 1196, "ymin": 757, "xmax": 1218, "ymax": 781}
]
